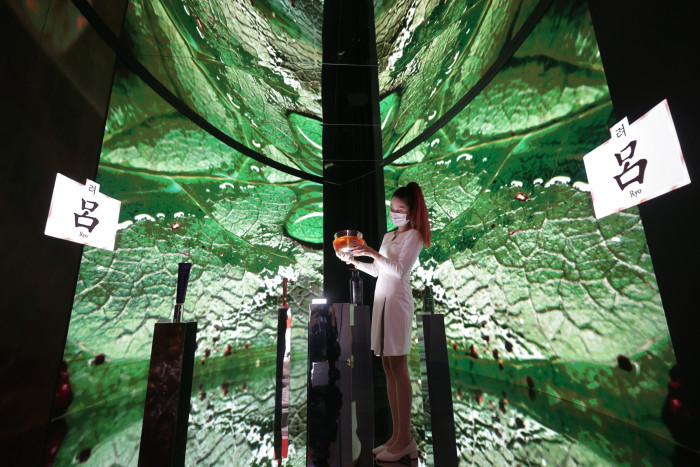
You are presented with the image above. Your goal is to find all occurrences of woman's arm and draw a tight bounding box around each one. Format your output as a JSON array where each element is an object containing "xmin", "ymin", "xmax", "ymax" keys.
[
  {"xmin": 353, "ymin": 230, "xmax": 423, "ymax": 279},
  {"xmin": 354, "ymin": 259, "xmax": 378, "ymax": 278}
]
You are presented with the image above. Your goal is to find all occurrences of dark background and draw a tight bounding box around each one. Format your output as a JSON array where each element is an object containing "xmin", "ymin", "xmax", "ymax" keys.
[{"xmin": 0, "ymin": 0, "xmax": 698, "ymax": 464}]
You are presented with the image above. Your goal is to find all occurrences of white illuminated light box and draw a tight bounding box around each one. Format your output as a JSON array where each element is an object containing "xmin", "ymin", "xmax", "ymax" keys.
[
  {"xmin": 583, "ymin": 99, "xmax": 690, "ymax": 219},
  {"xmin": 45, "ymin": 173, "xmax": 121, "ymax": 251}
]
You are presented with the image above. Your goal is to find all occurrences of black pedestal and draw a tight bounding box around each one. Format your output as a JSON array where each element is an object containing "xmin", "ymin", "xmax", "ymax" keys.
[
  {"xmin": 274, "ymin": 308, "xmax": 291, "ymax": 460},
  {"xmin": 138, "ymin": 321, "xmax": 197, "ymax": 467},
  {"xmin": 307, "ymin": 303, "xmax": 373, "ymax": 466},
  {"xmin": 422, "ymin": 314, "xmax": 458, "ymax": 466},
  {"xmin": 350, "ymin": 304, "xmax": 374, "ymax": 467}
]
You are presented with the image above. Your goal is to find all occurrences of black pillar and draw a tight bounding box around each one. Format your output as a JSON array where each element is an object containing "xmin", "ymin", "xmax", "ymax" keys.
[
  {"xmin": 0, "ymin": 1, "xmax": 129, "ymax": 464},
  {"xmin": 422, "ymin": 314, "xmax": 458, "ymax": 466},
  {"xmin": 588, "ymin": 0, "xmax": 700, "ymax": 453},
  {"xmin": 322, "ymin": 0, "xmax": 386, "ymax": 306},
  {"xmin": 138, "ymin": 322, "xmax": 197, "ymax": 467}
]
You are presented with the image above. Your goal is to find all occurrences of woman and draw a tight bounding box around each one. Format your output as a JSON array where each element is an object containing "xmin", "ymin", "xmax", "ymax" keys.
[{"xmin": 337, "ymin": 182, "xmax": 431, "ymax": 462}]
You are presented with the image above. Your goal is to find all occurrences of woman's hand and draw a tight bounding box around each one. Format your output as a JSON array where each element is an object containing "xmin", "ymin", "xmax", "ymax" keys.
[
  {"xmin": 351, "ymin": 244, "xmax": 378, "ymax": 260},
  {"xmin": 335, "ymin": 250, "xmax": 358, "ymax": 267}
]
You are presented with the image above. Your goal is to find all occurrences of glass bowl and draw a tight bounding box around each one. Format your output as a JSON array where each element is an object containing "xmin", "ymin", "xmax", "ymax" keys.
[{"xmin": 333, "ymin": 230, "xmax": 366, "ymax": 254}]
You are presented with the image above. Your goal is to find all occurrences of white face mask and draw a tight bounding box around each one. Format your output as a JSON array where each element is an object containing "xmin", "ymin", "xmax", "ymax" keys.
[{"xmin": 390, "ymin": 211, "xmax": 409, "ymax": 227}]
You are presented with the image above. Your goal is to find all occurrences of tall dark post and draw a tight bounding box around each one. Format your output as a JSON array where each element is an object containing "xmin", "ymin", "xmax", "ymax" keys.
[
  {"xmin": 322, "ymin": 0, "xmax": 386, "ymax": 305},
  {"xmin": 138, "ymin": 322, "xmax": 197, "ymax": 467},
  {"xmin": 0, "ymin": 1, "xmax": 129, "ymax": 464},
  {"xmin": 588, "ymin": 1, "xmax": 700, "ymax": 456}
]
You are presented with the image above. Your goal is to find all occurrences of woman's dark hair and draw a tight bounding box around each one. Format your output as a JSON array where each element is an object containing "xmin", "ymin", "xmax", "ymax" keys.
[{"xmin": 392, "ymin": 182, "xmax": 431, "ymax": 247}]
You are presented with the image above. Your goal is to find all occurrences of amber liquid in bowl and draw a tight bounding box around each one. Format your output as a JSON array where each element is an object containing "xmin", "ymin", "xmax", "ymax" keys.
[{"xmin": 333, "ymin": 235, "xmax": 366, "ymax": 254}]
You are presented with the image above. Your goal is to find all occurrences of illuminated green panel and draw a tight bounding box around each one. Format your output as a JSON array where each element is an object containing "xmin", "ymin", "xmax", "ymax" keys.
[
  {"xmin": 375, "ymin": 0, "xmax": 540, "ymax": 155},
  {"xmin": 121, "ymin": 0, "xmax": 323, "ymax": 176}
]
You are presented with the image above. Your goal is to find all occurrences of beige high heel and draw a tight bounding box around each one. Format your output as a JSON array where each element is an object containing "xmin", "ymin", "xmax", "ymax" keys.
[
  {"xmin": 375, "ymin": 439, "xmax": 417, "ymax": 462},
  {"xmin": 372, "ymin": 443, "xmax": 390, "ymax": 456}
]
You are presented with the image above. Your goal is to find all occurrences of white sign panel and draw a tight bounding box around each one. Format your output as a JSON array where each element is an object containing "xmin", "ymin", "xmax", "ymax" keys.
[
  {"xmin": 45, "ymin": 173, "xmax": 121, "ymax": 251},
  {"xmin": 583, "ymin": 99, "xmax": 690, "ymax": 219}
]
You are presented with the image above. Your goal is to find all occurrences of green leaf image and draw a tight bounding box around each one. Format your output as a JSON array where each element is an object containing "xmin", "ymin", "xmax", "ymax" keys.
[
  {"xmin": 118, "ymin": 0, "xmax": 323, "ymax": 177},
  {"xmin": 450, "ymin": 337, "xmax": 676, "ymax": 465},
  {"xmin": 376, "ymin": 0, "xmax": 541, "ymax": 153}
]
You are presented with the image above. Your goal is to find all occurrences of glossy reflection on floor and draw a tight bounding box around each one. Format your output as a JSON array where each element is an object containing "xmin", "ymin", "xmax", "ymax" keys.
[
  {"xmin": 52, "ymin": 345, "xmax": 699, "ymax": 465},
  {"xmin": 53, "ymin": 301, "xmax": 696, "ymax": 467}
]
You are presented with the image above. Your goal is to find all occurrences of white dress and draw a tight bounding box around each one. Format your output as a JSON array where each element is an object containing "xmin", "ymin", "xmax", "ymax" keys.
[{"xmin": 354, "ymin": 228, "xmax": 423, "ymax": 356}]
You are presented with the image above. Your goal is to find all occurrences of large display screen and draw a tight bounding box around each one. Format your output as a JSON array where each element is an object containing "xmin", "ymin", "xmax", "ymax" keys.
[{"xmin": 53, "ymin": 0, "xmax": 679, "ymax": 465}]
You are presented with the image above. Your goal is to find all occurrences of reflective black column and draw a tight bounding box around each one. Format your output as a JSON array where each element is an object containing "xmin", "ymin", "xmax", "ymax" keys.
[
  {"xmin": 307, "ymin": 303, "xmax": 373, "ymax": 466},
  {"xmin": 321, "ymin": 0, "xmax": 386, "ymax": 305},
  {"xmin": 0, "ymin": 1, "xmax": 129, "ymax": 463},
  {"xmin": 138, "ymin": 322, "xmax": 197, "ymax": 467},
  {"xmin": 422, "ymin": 314, "xmax": 458, "ymax": 466},
  {"xmin": 274, "ymin": 308, "xmax": 291, "ymax": 461},
  {"xmin": 588, "ymin": 1, "xmax": 700, "ymax": 456}
]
